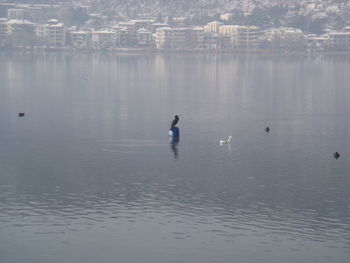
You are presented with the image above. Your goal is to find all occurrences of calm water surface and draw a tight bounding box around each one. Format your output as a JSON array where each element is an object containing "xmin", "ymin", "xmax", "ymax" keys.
[{"xmin": 0, "ymin": 51, "xmax": 350, "ymax": 263}]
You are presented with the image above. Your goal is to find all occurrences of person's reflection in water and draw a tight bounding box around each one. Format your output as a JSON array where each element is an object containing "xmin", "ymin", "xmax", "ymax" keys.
[{"xmin": 170, "ymin": 137, "xmax": 179, "ymax": 160}]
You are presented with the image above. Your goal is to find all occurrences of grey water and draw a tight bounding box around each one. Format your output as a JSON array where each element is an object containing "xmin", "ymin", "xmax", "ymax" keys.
[{"xmin": 0, "ymin": 51, "xmax": 350, "ymax": 263}]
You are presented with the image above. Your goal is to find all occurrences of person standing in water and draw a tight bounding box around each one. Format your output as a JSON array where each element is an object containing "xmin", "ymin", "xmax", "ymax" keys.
[{"xmin": 170, "ymin": 115, "xmax": 179, "ymax": 130}]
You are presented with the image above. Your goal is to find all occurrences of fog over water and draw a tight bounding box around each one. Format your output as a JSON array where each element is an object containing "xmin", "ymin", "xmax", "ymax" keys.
[{"xmin": 0, "ymin": 51, "xmax": 350, "ymax": 263}]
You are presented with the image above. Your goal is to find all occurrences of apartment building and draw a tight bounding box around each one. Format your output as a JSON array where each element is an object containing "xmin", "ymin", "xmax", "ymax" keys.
[
  {"xmin": 219, "ymin": 25, "xmax": 240, "ymax": 36},
  {"xmin": 266, "ymin": 27, "xmax": 306, "ymax": 49},
  {"xmin": 0, "ymin": 18, "xmax": 8, "ymax": 37},
  {"xmin": 0, "ymin": 3, "xmax": 17, "ymax": 18},
  {"xmin": 137, "ymin": 28, "xmax": 153, "ymax": 47},
  {"xmin": 155, "ymin": 27, "xmax": 174, "ymax": 49},
  {"xmin": 7, "ymin": 8, "xmax": 28, "ymax": 20},
  {"xmin": 328, "ymin": 28, "xmax": 350, "ymax": 50},
  {"xmin": 155, "ymin": 27, "xmax": 203, "ymax": 49},
  {"xmin": 306, "ymin": 34, "xmax": 330, "ymax": 50},
  {"xmin": 69, "ymin": 30, "xmax": 91, "ymax": 48},
  {"xmin": 204, "ymin": 21, "xmax": 223, "ymax": 33},
  {"xmin": 230, "ymin": 26, "xmax": 261, "ymax": 49},
  {"xmin": 5, "ymin": 19, "xmax": 35, "ymax": 46},
  {"xmin": 220, "ymin": 13, "xmax": 233, "ymax": 21},
  {"xmin": 205, "ymin": 22, "xmax": 261, "ymax": 49},
  {"xmin": 203, "ymin": 33, "xmax": 220, "ymax": 49},
  {"xmin": 91, "ymin": 30, "xmax": 116, "ymax": 49},
  {"xmin": 38, "ymin": 19, "xmax": 66, "ymax": 47},
  {"xmin": 114, "ymin": 27, "xmax": 138, "ymax": 47}
]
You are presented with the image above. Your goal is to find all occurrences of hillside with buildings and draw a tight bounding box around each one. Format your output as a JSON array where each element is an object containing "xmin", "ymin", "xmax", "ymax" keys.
[{"xmin": 0, "ymin": 0, "xmax": 349, "ymax": 51}]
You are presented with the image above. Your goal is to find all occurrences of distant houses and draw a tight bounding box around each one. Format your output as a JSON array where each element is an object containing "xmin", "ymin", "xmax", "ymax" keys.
[
  {"xmin": 1, "ymin": 17, "xmax": 350, "ymax": 52},
  {"xmin": 0, "ymin": 1, "xmax": 350, "ymax": 52}
]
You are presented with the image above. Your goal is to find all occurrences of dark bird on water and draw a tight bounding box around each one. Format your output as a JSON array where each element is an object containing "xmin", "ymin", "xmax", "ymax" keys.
[
  {"xmin": 18, "ymin": 113, "xmax": 25, "ymax": 117},
  {"xmin": 170, "ymin": 115, "xmax": 179, "ymax": 130},
  {"xmin": 265, "ymin": 127, "xmax": 270, "ymax": 133},
  {"xmin": 333, "ymin": 152, "xmax": 340, "ymax": 159}
]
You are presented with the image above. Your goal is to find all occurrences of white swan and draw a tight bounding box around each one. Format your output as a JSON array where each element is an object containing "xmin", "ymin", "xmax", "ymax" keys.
[{"xmin": 220, "ymin": 136, "xmax": 232, "ymax": 145}]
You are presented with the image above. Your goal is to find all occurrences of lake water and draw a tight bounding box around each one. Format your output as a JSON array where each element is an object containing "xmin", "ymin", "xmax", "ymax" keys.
[{"xmin": 0, "ymin": 51, "xmax": 350, "ymax": 263}]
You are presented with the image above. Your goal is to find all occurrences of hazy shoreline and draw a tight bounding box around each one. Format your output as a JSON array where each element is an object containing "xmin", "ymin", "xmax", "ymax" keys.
[{"xmin": 1, "ymin": 46, "xmax": 350, "ymax": 56}]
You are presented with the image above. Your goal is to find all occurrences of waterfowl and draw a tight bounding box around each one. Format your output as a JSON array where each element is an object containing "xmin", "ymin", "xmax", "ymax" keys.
[
  {"xmin": 170, "ymin": 115, "xmax": 179, "ymax": 130},
  {"xmin": 333, "ymin": 152, "xmax": 340, "ymax": 159},
  {"xmin": 220, "ymin": 136, "xmax": 232, "ymax": 145}
]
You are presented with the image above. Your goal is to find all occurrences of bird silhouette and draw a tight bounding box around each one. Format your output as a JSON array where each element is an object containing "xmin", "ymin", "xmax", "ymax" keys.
[{"xmin": 333, "ymin": 152, "xmax": 340, "ymax": 159}]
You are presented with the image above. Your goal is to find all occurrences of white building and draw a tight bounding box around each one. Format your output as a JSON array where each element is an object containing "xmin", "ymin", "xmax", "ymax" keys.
[
  {"xmin": 191, "ymin": 27, "xmax": 204, "ymax": 49},
  {"xmin": 91, "ymin": 30, "xmax": 116, "ymax": 50},
  {"xmin": 203, "ymin": 32, "xmax": 220, "ymax": 49},
  {"xmin": 7, "ymin": 8, "xmax": 28, "ymax": 20},
  {"xmin": 69, "ymin": 30, "xmax": 91, "ymax": 48},
  {"xmin": 266, "ymin": 27, "xmax": 306, "ymax": 49},
  {"xmin": 41, "ymin": 19, "xmax": 66, "ymax": 47},
  {"xmin": 151, "ymin": 23, "xmax": 169, "ymax": 32},
  {"xmin": 220, "ymin": 13, "xmax": 233, "ymax": 21},
  {"xmin": 117, "ymin": 20, "xmax": 154, "ymax": 33},
  {"xmin": 219, "ymin": 25, "xmax": 241, "ymax": 36},
  {"xmin": 204, "ymin": 21, "xmax": 223, "ymax": 33},
  {"xmin": 233, "ymin": 26, "xmax": 261, "ymax": 49},
  {"xmin": 4, "ymin": 19, "xmax": 36, "ymax": 46},
  {"xmin": 306, "ymin": 34, "xmax": 329, "ymax": 50},
  {"xmin": 328, "ymin": 29, "xmax": 350, "ymax": 50},
  {"xmin": 0, "ymin": 18, "xmax": 8, "ymax": 37},
  {"xmin": 137, "ymin": 28, "xmax": 153, "ymax": 47},
  {"xmin": 155, "ymin": 27, "xmax": 203, "ymax": 49},
  {"xmin": 155, "ymin": 27, "xmax": 174, "ymax": 49}
]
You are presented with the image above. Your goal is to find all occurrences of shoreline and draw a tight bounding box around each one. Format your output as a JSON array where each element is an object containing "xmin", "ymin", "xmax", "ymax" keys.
[{"xmin": 1, "ymin": 46, "xmax": 349, "ymax": 55}]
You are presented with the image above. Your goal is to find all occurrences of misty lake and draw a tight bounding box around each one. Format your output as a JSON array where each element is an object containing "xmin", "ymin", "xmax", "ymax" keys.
[{"xmin": 0, "ymin": 51, "xmax": 350, "ymax": 263}]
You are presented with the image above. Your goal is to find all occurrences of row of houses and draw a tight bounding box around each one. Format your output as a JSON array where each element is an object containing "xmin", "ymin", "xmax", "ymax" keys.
[{"xmin": 1, "ymin": 18, "xmax": 350, "ymax": 51}]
